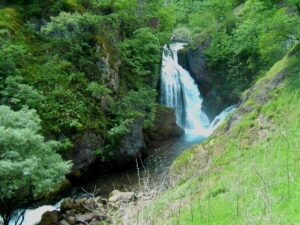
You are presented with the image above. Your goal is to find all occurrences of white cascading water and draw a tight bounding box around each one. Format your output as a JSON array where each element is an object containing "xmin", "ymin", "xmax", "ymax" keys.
[
  {"xmin": 6, "ymin": 202, "xmax": 61, "ymax": 225},
  {"xmin": 160, "ymin": 43, "xmax": 234, "ymax": 137}
]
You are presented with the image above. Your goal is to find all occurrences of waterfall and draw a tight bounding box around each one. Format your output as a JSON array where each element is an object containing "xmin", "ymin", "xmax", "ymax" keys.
[{"xmin": 160, "ymin": 43, "xmax": 234, "ymax": 137}]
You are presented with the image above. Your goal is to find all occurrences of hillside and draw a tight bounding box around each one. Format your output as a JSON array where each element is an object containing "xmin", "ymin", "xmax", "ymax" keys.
[{"xmin": 138, "ymin": 44, "xmax": 300, "ymax": 224}]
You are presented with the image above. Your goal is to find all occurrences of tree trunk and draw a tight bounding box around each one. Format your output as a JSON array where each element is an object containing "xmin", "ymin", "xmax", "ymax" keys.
[{"xmin": 2, "ymin": 213, "xmax": 10, "ymax": 225}]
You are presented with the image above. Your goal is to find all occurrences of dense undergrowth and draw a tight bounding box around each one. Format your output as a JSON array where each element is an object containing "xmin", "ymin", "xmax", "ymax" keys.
[
  {"xmin": 0, "ymin": 0, "xmax": 175, "ymax": 154},
  {"xmin": 0, "ymin": 0, "xmax": 175, "ymax": 222},
  {"xmin": 173, "ymin": 0, "xmax": 300, "ymax": 106},
  {"xmin": 138, "ymin": 44, "xmax": 300, "ymax": 225}
]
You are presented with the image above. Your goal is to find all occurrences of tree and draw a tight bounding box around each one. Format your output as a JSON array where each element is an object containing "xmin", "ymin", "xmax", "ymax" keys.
[
  {"xmin": 1, "ymin": 76, "xmax": 44, "ymax": 110},
  {"xmin": 120, "ymin": 28, "xmax": 161, "ymax": 89},
  {"xmin": 0, "ymin": 106, "xmax": 71, "ymax": 225}
]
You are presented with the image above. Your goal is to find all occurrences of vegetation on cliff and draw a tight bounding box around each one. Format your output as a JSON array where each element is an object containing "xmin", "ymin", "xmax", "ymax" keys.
[
  {"xmin": 0, "ymin": 0, "xmax": 175, "ymax": 157},
  {"xmin": 173, "ymin": 0, "xmax": 300, "ymax": 109},
  {"xmin": 0, "ymin": 0, "xmax": 174, "ymax": 223}
]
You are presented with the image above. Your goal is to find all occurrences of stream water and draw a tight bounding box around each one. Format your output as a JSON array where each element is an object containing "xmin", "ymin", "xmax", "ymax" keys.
[{"xmin": 6, "ymin": 42, "xmax": 234, "ymax": 225}]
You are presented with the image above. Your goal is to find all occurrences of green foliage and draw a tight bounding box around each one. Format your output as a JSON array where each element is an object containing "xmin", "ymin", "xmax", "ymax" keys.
[
  {"xmin": 0, "ymin": 8, "xmax": 20, "ymax": 33},
  {"xmin": 107, "ymin": 119, "xmax": 131, "ymax": 148},
  {"xmin": 40, "ymin": 88, "xmax": 88, "ymax": 134},
  {"xmin": 0, "ymin": 106, "xmax": 71, "ymax": 224},
  {"xmin": 1, "ymin": 76, "xmax": 44, "ymax": 110},
  {"xmin": 180, "ymin": 0, "xmax": 300, "ymax": 103},
  {"xmin": 112, "ymin": 87, "xmax": 157, "ymax": 128},
  {"xmin": 120, "ymin": 28, "xmax": 161, "ymax": 89},
  {"xmin": 86, "ymin": 82, "xmax": 112, "ymax": 99},
  {"xmin": 0, "ymin": 38, "xmax": 27, "ymax": 81}
]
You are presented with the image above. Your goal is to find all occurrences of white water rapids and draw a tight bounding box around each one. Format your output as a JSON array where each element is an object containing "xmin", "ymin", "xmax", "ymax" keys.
[{"xmin": 160, "ymin": 42, "xmax": 235, "ymax": 137}]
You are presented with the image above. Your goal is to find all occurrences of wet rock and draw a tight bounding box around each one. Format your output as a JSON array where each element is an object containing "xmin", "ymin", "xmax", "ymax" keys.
[
  {"xmin": 108, "ymin": 190, "xmax": 136, "ymax": 203},
  {"xmin": 177, "ymin": 42, "xmax": 227, "ymax": 119},
  {"xmin": 39, "ymin": 210, "xmax": 60, "ymax": 225},
  {"xmin": 146, "ymin": 106, "xmax": 184, "ymax": 142},
  {"xmin": 60, "ymin": 198, "xmax": 78, "ymax": 213},
  {"xmin": 178, "ymin": 43, "xmax": 211, "ymax": 86}
]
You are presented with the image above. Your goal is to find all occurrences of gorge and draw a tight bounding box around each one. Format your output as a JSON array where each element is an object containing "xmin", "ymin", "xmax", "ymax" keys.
[
  {"xmin": 1, "ymin": 1, "xmax": 299, "ymax": 224},
  {"xmin": 6, "ymin": 42, "xmax": 234, "ymax": 225}
]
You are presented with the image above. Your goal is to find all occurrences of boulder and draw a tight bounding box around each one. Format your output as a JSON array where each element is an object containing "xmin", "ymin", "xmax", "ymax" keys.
[
  {"xmin": 39, "ymin": 210, "xmax": 60, "ymax": 225},
  {"xmin": 118, "ymin": 116, "xmax": 146, "ymax": 161},
  {"xmin": 63, "ymin": 131, "xmax": 104, "ymax": 180},
  {"xmin": 146, "ymin": 106, "xmax": 184, "ymax": 142},
  {"xmin": 108, "ymin": 190, "xmax": 135, "ymax": 203},
  {"xmin": 60, "ymin": 198, "xmax": 79, "ymax": 213},
  {"xmin": 39, "ymin": 197, "xmax": 108, "ymax": 225},
  {"xmin": 75, "ymin": 213, "xmax": 98, "ymax": 223}
]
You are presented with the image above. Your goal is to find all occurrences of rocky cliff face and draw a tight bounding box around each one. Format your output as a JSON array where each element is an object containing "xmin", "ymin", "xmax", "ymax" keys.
[
  {"xmin": 178, "ymin": 42, "xmax": 228, "ymax": 120},
  {"xmin": 65, "ymin": 117, "xmax": 146, "ymax": 182},
  {"xmin": 116, "ymin": 116, "xmax": 146, "ymax": 164},
  {"xmin": 64, "ymin": 131, "xmax": 104, "ymax": 181}
]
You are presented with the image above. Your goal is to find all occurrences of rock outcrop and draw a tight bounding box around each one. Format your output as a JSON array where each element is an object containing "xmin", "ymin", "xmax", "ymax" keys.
[
  {"xmin": 63, "ymin": 131, "xmax": 104, "ymax": 181},
  {"xmin": 39, "ymin": 197, "xmax": 108, "ymax": 225},
  {"xmin": 108, "ymin": 190, "xmax": 135, "ymax": 203},
  {"xmin": 117, "ymin": 116, "xmax": 146, "ymax": 161},
  {"xmin": 65, "ymin": 117, "xmax": 147, "ymax": 182},
  {"xmin": 39, "ymin": 190, "xmax": 138, "ymax": 225},
  {"xmin": 146, "ymin": 106, "xmax": 184, "ymax": 142},
  {"xmin": 178, "ymin": 43, "xmax": 212, "ymax": 87},
  {"xmin": 178, "ymin": 42, "xmax": 227, "ymax": 119}
]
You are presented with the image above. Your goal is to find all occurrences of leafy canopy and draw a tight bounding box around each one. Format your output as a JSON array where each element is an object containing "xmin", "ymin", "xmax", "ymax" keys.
[{"xmin": 0, "ymin": 106, "xmax": 71, "ymax": 224}]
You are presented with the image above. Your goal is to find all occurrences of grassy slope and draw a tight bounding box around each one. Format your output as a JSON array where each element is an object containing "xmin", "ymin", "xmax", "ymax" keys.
[{"xmin": 141, "ymin": 45, "xmax": 300, "ymax": 225}]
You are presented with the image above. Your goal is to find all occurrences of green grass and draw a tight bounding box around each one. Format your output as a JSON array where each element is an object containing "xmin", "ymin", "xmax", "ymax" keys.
[{"xmin": 140, "ymin": 45, "xmax": 300, "ymax": 224}]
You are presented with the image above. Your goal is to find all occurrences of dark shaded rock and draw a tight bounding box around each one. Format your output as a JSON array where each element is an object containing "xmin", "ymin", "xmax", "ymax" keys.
[
  {"xmin": 178, "ymin": 44, "xmax": 212, "ymax": 86},
  {"xmin": 60, "ymin": 198, "xmax": 79, "ymax": 213},
  {"xmin": 117, "ymin": 116, "xmax": 146, "ymax": 161},
  {"xmin": 64, "ymin": 131, "xmax": 104, "ymax": 180},
  {"xmin": 178, "ymin": 42, "xmax": 229, "ymax": 119},
  {"xmin": 39, "ymin": 210, "xmax": 60, "ymax": 225},
  {"xmin": 146, "ymin": 106, "xmax": 184, "ymax": 142}
]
